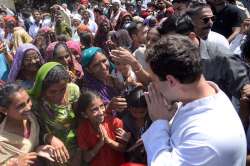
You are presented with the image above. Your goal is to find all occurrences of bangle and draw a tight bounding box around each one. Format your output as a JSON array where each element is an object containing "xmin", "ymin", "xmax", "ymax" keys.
[
  {"xmin": 43, "ymin": 133, "xmax": 52, "ymax": 143},
  {"xmin": 43, "ymin": 133, "xmax": 48, "ymax": 143},
  {"xmin": 133, "ymin": 64, "xmax": 143, "ymax": 73},
  {"xmin": 6, "ymin": 157, "xmax": 18, "ymax": 166}
]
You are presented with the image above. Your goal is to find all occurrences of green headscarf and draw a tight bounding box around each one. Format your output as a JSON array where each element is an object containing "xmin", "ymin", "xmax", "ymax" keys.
[
  {"xmin": 29, "ymin": 62, "xmax": 62, "ymax": 99},
  {"xmin": 81, "ymin": 47, "xmax": 115, "ymax": 71},
  {"xmin": 81, "ymin": 47, "xmax": 102, "ymax": 67}
]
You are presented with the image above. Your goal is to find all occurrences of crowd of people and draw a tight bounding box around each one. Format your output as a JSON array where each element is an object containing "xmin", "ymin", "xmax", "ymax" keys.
[{"xmin": 0, "ymin": 0, "xmax": 250, "ymax": 165}]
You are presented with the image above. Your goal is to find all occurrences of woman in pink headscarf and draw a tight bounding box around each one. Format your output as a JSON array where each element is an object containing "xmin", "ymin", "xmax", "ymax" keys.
[
  {"xmin": 66, "ymin": 40, "xmax": 84, "ymax": 79},
  {"xmin": 46, "ymin": 41, "xmax": 83, "ymax": 83}
]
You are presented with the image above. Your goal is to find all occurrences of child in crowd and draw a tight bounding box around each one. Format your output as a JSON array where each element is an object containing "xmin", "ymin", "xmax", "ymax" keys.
[
  {"xmin": 122, "ymin": 86, "xmax": 151, "ymax": 164},
  {"xmin": 77, "ymin": 90, "xmax": 130, "ymax": 166}
]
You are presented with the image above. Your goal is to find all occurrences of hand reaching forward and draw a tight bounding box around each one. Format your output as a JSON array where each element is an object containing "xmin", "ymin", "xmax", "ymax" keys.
[
  {"xmin": 110, "ymin": 47, "xmax": 137, "ymax": 65},
  {"xmin": 36, "ymin": 145, "xmax": 55, "ymax": 162},
  {"xmin": 108, "ymin": 96, "xmax": 127, "ymax": 112},
  {"xmin": 17, "ymin": 152, "xmax": 37, "ymax": 166},
  {"xmin": 48, "ymin": 135, "xmax": 70, "ymax": 164},
  {"xmin": 241, "ymin": 84, "xmax": 250, "ymax": 102},
  {"xmin": 115, "ymin": 128, "xmax": 131, "ymax": 143}
]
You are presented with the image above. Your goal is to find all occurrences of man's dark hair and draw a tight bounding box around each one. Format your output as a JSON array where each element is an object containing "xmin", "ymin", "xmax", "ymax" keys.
[
  {"xmin": 79, "ymin": 32, "xmax": 93, "ymax": 48},
  {"xmin": 175, "ymin": 14, "xmax": 195, "ymax": 35},
  {"xmin": 124, "ymin": 22, "xmax": 144, "ymax": 37},
  {"xmin": 5, "ymin": 21, "xmax": 16, "ymax": 29},
  {"xmin": 126, "ymin": 2, "xmax": 135, "ymax": 8},
  {"xmin": 172, "ymin": 0, "xmax": 192, "ymax": 4},
  {"xmin": 146, "ymin": 34, "xmax": 202, "ymax": 83},
  {"xmin": 32, "ymin": 9, "xmax": 40, "ymax": 14},
  {"xmin": 158, "ymin": 14, "xmax": 195, "ymax": 35},
  {"xmin": 172, "ymin": 0, "xmax": 206, "ymax": 4},
  {"xmin": 147, "ymin": 2, "xmax": 156, "ymax": 8},
  {"xmin": 158, "ymin": 15, "xmax": 178, "ymax": 35},
  {"xmin": 93, "ymin": 7, "xmax": 103, "ymax": 15},
  {"xmin": 186, "ymin": 1, "xmax": 211, "ymax": 18},
  {"xmin": 125, "ymin": 86, "xmax": 147, "ymax": 108}
]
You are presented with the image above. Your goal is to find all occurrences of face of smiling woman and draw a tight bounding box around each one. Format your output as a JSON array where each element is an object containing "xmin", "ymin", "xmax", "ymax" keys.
[{"xmin": 2, "ymin": 89, "xmax": 32, "ymax": 121}]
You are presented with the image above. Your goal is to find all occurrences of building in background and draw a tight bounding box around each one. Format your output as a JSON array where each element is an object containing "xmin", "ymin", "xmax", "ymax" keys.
[{"xmin": 0, "ymin": 0, "xmax": 15, "ymax": 11}]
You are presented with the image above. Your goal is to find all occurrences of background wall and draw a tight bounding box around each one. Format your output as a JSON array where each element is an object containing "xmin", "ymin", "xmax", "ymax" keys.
[{"xmin": 0, "ymin": 0, "xmax": 15, "ymax": 11}]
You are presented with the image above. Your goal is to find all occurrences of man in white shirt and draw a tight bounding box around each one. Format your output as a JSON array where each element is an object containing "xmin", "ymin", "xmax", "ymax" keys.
[
  {"xmin": 143, "ymin": 34, "xmax": 247, "ymax": 166},
  {"xmin": 28, "ymin": 10, "xmax": 51, "ymax": 38},
  {"xmin": 185, "ymin": 1, "xmax": 230, "ymax": 48},
  {"xmin": 229, "ymin": 18, "xmax": 250, "ymax": 56},
  {"xmin": 29, "ymin": 10, "xmax": 43, "ymax": 38},
  {"xmin": 81, "ymin": 10, "xmax": 98, "ymax": 36}
]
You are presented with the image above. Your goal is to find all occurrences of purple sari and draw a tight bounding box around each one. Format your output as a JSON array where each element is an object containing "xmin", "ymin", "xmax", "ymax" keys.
[{"xmin": 82, "ymin": 72, "xmax": 120, "ymax": 105}]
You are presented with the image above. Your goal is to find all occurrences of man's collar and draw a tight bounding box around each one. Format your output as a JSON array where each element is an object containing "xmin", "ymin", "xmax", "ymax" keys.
[
  {"xmin": 199, "ymin": 38, "xmax": 210, "ymax": 60},
  {"xmin": 33, "ymin": 20, "xmax": 42, "ymax": 25}
]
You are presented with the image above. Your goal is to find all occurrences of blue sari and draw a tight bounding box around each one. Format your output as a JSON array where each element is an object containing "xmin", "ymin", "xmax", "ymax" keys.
[{"xmin": 0, "ymin": 53, "xmax": 9, "ymax": 81}]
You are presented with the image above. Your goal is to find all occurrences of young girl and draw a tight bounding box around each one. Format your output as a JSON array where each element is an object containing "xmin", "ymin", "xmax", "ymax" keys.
[
  {"xmin": 77, "ymin": 90, "xmax": 130, "ymax": 166},
  {"xmin": 0, "ymin": 83, "xmax": 54, "ymax": 165}
]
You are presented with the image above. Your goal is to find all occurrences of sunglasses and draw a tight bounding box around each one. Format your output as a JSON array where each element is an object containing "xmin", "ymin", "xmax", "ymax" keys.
[{"xmin": 201, "ymin": 16, "xmax": 215, "ymax": 24}]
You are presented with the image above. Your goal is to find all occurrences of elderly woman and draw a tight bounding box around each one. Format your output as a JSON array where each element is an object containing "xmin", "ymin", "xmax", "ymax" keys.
[
  {"xmin": 7, "ymin": 43, "xmax": 44, "ymax": 89},
  {"xmin": 81, "ymin": 47, "xmax": 127, "ymax": 114}
]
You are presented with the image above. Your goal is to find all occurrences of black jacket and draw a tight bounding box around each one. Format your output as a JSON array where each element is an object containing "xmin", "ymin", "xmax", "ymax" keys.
[{"xmin": 200, "ymin": 39, "xmax": 249, "ymax": 99}]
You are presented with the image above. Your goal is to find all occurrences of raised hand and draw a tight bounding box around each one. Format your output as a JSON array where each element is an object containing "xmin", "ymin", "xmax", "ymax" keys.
[
  {"xmin": 115, "ymin": 128, "xmax": 131, "ymax": 143},
  {"xmin": 241, "ymin": 84, "xmax": 250, "ymax": 102},
  {"xmin": 110, "ymin": 47, "xmax": 137, "ymax": 65},
  {"xmin": 240, "ymin": 18, "xmax": 250, "ymax": 34},
  {"xmin": 108, "ymin": 96, "xmax": 127, "ymax": 112}
]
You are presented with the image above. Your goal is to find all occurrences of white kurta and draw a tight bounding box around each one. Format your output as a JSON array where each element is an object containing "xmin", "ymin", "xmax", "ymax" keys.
[
  {"xmin": 207, "ymin": 31, "xmax": 230, "ymax": 49},
  {"xmin": 142, "ymin": 82, "xmax": 247, "ymax": 166}
]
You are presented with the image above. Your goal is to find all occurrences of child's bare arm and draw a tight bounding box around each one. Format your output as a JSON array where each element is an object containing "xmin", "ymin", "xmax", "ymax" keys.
[
  {"xmin": 105, "ymin": 137, "xmax": 127, "ymax": 152},
  {"xmin": 82, "ymin": 139, "xmax": 105, "ymax": 162}
]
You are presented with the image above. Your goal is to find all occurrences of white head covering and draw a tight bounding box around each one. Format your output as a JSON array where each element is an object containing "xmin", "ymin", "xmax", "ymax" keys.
[
  {"xmin": 72, "ymin": 14, "xmax": 82, "ymax": 22},
  {"xmin": 111, "ymin": 0, "xmax": 121, "ymax": 6}
]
